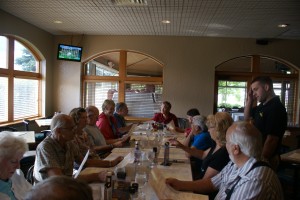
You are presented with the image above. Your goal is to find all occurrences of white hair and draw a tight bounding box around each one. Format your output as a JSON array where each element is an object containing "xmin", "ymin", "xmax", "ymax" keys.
[
  {"xmin": 0, "ymin": 132, "xmax": 28, "ymax": 160},
  {"xmin": 228, "ymin": 121, "xmax": 262, "ymax": 159},
  {"xmin": 51, "ymin": 114, "xmax": 73, "ymax": 133},
  {"xmin": 192, "ymin": 115, "xmax": 208, "ymax": 132}
]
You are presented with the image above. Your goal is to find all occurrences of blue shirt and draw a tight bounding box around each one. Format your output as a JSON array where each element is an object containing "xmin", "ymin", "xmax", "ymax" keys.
[
  {"xmin": 0, "ymin": 179, "xmax": 16, "ymax": 200},
  {"xmin": 191, "ymin": 131, "xmax": 212, "ymax": 150},
  {"xmin": 113, "ymin": 112, "xmax": 126, "ymax": 128}
]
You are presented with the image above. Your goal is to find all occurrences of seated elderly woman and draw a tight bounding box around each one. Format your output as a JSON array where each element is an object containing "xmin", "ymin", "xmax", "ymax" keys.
[
  {"xmin": 169, "ymin": 112, "xmax": 233, "ymax": 198},
  {"xmin": 0, "ymin": 133, "xmax": 32, "ymax": 200},
  {"xmin": 178, "ymin": 115, "xmax": 213, "ymax": 178},
  {"xmin": 97, "ymin": 99, "xmax": 130, "ymax": 140},
  {"xmin": 69, "ymin": 107, "xmax": 123, "ymax": 167},
  {"xmin": 153, "ymin": 101, "xmax": 179, "ymax": 128}
]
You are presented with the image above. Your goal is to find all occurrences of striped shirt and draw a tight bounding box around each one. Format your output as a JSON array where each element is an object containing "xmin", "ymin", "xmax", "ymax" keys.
[{"xmin": 211, "ymin": 157, "xmax": 283, "ymax": 200}]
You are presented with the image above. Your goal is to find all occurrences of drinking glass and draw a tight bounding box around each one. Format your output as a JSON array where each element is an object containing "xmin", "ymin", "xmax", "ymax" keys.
[
  {"xmin": 135, "ymin": 171, "xmax": 147, "ymax": 197},
  {"xmin": 147, "ymin": 151, "xmax": 155, "ymax": 168}
]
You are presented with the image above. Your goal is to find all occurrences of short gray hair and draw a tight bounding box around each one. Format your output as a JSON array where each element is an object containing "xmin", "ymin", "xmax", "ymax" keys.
[
  {"xmin": 192, "ymin": 115, "xmax": 208, "ymax": 132},
  {"xmin": 51, "ymin": 114, "xmax": 73, "ymax": 133},
  {"xmin": 25, "ymin": 175, "xmax": 93, "ymax": 200},
  {"xmin": 228, "ymin": 121, "xmax": 262, "ymax": 159},
  {"xmin": 0, "ymin": 132, "xmax": 28, "ymax": 160},
  {"xmin": 115, "ymin": 102, "xmax": 127, "ymax": 112},
  {"xmin": 101, "ymin": 99, "xmax": 115, "ymax": 112},
  {"xmin": 85, "ymin": 105, "xmax": 99, "ymax": 115}
]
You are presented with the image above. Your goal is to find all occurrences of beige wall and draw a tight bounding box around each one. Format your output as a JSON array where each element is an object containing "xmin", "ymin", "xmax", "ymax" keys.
[
  {"xmin": 55, "ymin": 35, "xmax": 300, "ymax": 117},
  {"xmin": 2, "ymin": 9, "xmax": 300, "ymax": 118}
]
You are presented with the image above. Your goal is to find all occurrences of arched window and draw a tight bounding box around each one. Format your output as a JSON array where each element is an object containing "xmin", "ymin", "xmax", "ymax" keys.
[
  {"xmin": 215, "ymin": 55, "xmax": 299, "ymax": 125},
  {"xmin": 0, "ymin": 35, "xmax": 42, "ymax": 124},
  {"xmin": 82, "ymin": 50, "xmax": 163, "ymax": 119}
]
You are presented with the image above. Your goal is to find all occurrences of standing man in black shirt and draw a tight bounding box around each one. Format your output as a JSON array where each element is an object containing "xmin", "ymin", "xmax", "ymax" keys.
[{"xmin": 244, "ymin": 76, "xmax": 287, "ymax": 170}]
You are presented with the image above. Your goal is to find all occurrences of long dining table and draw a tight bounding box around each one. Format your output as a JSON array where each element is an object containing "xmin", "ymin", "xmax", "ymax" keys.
[{"xmin": 80, "ymin": 123, "xmax": 208, "ymax": 200}]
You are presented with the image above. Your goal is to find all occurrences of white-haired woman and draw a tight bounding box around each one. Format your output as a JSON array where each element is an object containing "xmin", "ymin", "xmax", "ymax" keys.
[{"xmin": 0, "ymin": 133, "xmax": 32, "ymax": 199}]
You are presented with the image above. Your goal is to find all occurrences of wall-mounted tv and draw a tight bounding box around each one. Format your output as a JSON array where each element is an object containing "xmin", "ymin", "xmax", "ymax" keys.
[{"xmin": 57, "ymin": 44, "xmax": 82, "ymax": 62}]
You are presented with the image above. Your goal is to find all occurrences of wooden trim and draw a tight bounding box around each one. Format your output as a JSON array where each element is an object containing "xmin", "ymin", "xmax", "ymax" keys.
[
  {"xmin": 83, "ymin": 76, "xmax": 120, "ymax": 81},
  {"xmin": 119, "ymin": 50, "xmax": 126, "ymax": 102},
  {"xmin": 8, "ymin": 38, "xmax": 14, "ymax": 122},
  {"xmin": 14, "ymin": 70, "xmax": 41, "ymax": 79},
  {"xmin": 216, "ymin": 71, "xmax": 298, "ymax": 79},
  {"xmin": 0, "ymin": 68, "xmax": 9, "ymax": 75},
  {"xmin": 251, "ymin": 55, "xmax": 260, "ymax": 72},
  {"xmin": 1, "ymin": 36, "xmax": 42, "ymax": 124}
]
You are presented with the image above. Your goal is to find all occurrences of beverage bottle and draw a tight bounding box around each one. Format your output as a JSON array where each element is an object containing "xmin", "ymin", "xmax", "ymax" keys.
[
  {"xmin": 153, "ymin": 147, "xmax": 158, "ymax": 165},
  {"xmin": 163, "ymin": 142, "xmax": 170, "ymax": 166},
  {"xmin": 104, "ymin": 171, "xmax": 113, "ymax": 200},
  {"xmin": 134, "ymin": 141, "xmax": 141, "ymax": 164}
]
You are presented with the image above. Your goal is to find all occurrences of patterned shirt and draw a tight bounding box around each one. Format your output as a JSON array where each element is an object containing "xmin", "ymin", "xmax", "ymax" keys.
[
  {"xmin": 72, "ymin": 131, "xmax": 99, "ymax": 159},
  {"xmin": 33, "ymin": 136, "xmax": 81, "ymax": 183},
  {"xmin": 211, "ymin": 157, "xmax": 283, "ymax": 200}
]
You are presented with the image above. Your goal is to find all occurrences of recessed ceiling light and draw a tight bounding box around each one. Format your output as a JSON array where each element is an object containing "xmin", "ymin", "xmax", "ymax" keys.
[
  {"xmin": 278, "ymin": 24, "xmax": 289, "ymax": 28},
  {"xmin": 54, "ymin": 20, "xmax": 62, "ymax": 24},
  {"xmin": 162, "ymin": 20, "xmax": 171, "ymax": 24}
]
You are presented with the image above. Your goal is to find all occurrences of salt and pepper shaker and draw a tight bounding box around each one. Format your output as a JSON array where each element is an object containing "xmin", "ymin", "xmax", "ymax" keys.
[{"xmin": 104, "ymin": 171, "xmax": 112, "ymax": 200}]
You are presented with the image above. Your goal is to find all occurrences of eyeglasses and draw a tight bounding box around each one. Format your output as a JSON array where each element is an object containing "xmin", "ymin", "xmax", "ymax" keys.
[{"xmin": 61, "ymin": 126, "xmax": 76, "ymax": 131}]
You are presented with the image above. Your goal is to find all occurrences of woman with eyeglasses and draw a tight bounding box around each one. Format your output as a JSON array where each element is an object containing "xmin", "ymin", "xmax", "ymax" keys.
[
  {"xmin": 168, "ymin": 112, "xmax": 233, "ymax": 199},
  {"xmin": 69, "ymin": 107, "xmax": 123, "ymax": 168}
]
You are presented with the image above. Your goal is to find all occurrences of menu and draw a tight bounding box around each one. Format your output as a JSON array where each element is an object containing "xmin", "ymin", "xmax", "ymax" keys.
[{"xmin": 148, "ymin": 168, "xmax": 208, "ymax": 200}]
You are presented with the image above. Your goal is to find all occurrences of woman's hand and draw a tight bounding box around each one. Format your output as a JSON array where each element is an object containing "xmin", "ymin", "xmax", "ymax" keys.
[
  {"xmin": 97, "ymin": 170, "xmax": 107, "ymax": 182},
  {"xmin": 112, "ymin": 156, "xmax": 124, "ymax": 166},
  {"xmin": 165, "ymin": 178, "xmax": 182, "ymax": 191},
  {"xmin": 169, "ymin": 138, "xmax": 184, "ymax": 148}
]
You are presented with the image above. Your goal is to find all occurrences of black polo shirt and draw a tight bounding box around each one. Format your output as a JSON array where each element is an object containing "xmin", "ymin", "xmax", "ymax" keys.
[{"xmin": 251, "ymin": 96, "xmax": 287, "ymax": 155}]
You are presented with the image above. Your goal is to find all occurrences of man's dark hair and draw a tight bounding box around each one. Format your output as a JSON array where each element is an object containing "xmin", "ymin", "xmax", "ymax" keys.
[
  {"xmin": 115, "ymin": 102, "xmax": 127, "ymax": 112},
  {"xmin": 251, "ymin": 76, "xmax": 274, "ymax": 90},
  {"xmin": 186, "ymin": 108, "xmax": 200, "ymax": 117},
  {"xmin": 163, "ymin": 101, "xmax": 172, "ymax": 109}
]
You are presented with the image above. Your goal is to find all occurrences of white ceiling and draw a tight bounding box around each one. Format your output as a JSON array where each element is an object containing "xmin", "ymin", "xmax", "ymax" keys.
[{"xmin": 1, "ymin": 0, "xmax": 300, "ymax": 39}]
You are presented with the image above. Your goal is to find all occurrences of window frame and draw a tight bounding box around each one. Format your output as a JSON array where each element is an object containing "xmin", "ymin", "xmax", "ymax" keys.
[
  {"xmin": 0, "ymin": 35, "xmax": 42, "ymax": 124},
  {"xmin": 81, "ymin": 50, "xmax": 163, "ymax": 120},
  {"xmin": 215, "ymin": 55, "xmax": 299, "ymax": 125}
]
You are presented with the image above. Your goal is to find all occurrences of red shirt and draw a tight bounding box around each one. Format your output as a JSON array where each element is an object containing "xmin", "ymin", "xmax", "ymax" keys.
[
  {"xmin": 152, "ymin": 112, "xmax": 179, "ymax": 127},
  {"xmin": 96, "ymin": 112, "xmax": 119, "ymax": 140}
]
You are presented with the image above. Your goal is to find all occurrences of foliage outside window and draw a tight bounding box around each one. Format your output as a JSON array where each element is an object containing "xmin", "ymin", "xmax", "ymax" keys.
[
  {"xmin": 0, "ymin": 35, "xmax": 41, "ymax": 124},
  {"xmin": 218, "ymin": 81, "xmax": 246, "ymax": 109},
  {"xmin": 82, "ymin": 50, "xmax": 163, "ymax": 119}
]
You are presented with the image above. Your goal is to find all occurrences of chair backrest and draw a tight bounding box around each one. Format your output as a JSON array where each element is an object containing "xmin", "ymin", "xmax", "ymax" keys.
[
  {"xmin": 0, "ymin": 126, "xmax": 17, "ymax": 132},
  {"xmin": 178, "ymin": 117, "xmax": 189, "ymax": 129},
  {"xmin": 26, "ymin": 165, "xmax": 35, "ymax": 184},
  {"xmin": 20, "ymin": 154, "xmax": 35, "ymax": 181}
]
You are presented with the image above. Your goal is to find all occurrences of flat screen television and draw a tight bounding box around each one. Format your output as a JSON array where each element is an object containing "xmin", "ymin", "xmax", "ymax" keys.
[{"xmin": 57, "ymin": 44, "xmax": 82, "ymax": 62}]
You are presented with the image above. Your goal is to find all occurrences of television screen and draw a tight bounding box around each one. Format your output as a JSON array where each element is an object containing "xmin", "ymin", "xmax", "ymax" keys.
[{"xmin": 57, "ymin": 44, "xmax": 82, "ymax": 62}]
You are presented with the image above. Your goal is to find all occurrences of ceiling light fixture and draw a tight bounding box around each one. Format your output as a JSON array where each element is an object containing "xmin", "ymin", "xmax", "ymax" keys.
[
  {"xmin": 278, "ymin": 24, "xmax": 289, "ymax": 28},
  {"xmin": 162, "ymin": 20, "xmax": 171, "ymax": 24},
  {"xmin": 54, "ymin": 20, "xmax": 62, "ymax": 24},
  {"xmin": 111, "ymin": 0, "xmax": 147, "ymax": 6}
]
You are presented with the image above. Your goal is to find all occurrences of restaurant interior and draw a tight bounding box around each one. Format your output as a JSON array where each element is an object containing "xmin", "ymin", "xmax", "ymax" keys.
[{"xmin": 1, "ymin": 0, "xmax": 300, "ymax": 199}]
